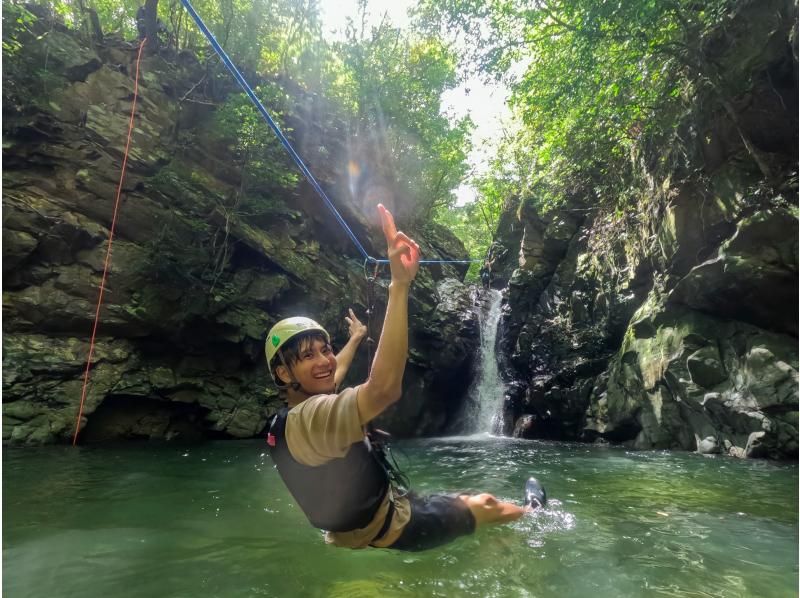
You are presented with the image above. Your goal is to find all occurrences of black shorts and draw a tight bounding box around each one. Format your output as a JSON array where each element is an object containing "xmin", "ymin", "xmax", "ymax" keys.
[{"xmin": 390, "ymin": 492, "xmax": 476, "ymax": 551}]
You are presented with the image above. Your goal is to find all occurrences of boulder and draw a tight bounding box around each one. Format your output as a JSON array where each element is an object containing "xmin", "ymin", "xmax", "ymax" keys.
[
  {"xmin": 512, "ymin": 414, "xmax": 536, "ymax": 438},
  {"xmin": 669, "ymin": 210, "xmax": 798, "ymax": 335},
  {"xmin": 687, "ymin": 346, "xmax": 728, "ymax": 388},
  {"xmin": 695, "ymin": 435, "xmax": 720, "ymax": 455},
  {"xmin": 598, "ymin": 303, "xmax": 798, "ymax": 458}
]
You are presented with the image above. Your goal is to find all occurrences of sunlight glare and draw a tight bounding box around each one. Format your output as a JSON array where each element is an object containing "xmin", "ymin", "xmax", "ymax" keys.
[
  {"xmin": 318, "ymin": 0, "xmax": 512, "ymax": 207},
  {"xmin": 317, "ymin": 0, "xmax": 413, "ymax": 40}
]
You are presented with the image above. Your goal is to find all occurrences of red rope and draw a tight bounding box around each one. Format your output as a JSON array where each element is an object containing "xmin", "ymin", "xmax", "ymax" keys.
[{"xmin": 72, "ymin": 38, "xmax": 147, "ymax": 446}]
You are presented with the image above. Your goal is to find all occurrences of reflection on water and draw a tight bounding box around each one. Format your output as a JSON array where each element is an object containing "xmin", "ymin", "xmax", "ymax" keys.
[{"xmin": 3, "ymin": 439, "xmax": 798, "ymax": 598}]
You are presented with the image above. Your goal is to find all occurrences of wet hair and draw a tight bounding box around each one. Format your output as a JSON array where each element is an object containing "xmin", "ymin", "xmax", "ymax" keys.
[{"xmin": 269, "ymin": 330, "xmax": 331, "ymax": 385}]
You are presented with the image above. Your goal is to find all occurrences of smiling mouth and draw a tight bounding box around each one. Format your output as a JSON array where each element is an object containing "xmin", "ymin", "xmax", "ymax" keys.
[{"xmin": 312, "ymin": 371, "xmax": 332, "ymax": 380}]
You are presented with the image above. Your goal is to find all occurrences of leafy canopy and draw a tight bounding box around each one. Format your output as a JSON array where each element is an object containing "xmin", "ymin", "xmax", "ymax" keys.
[
  {"xmin": 417, "ymin": 0, "xmax": 740, "ymax": 211},
  {"xmin": 5, "ymin": 0, "xmax": 472, "ymax": 225}
]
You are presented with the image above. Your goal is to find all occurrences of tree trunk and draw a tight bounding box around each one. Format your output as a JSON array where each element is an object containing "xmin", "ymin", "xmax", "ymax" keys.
[
  {"xmin": 144, "ymin": 0, "xmax": 160, "ymax": 52},
  {"xmin": 88, "ymin": 8, "xmax": 103, "ymax": 43}
]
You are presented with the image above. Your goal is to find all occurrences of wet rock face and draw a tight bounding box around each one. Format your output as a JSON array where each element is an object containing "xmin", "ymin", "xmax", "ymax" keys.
[
  {"xmin": 497, "ymin": 200, "xmax": 652, "ymax": 442},
  {"xmin": 376, "ymin": 278, "xmax": 480, "ymax": 437},
  {"xmin": 592, "ymin": 305, "xmax": 798, "ymax": 459},
  {"xmin": 498, "ymin": 195, "xmax": 798, "ymax": 459},
  {"xmin": 494, "ymin": 1, "xmax": 798, "ymax": 458},
  {"xmin": 2, "ymin": 22, "xmax": 476, "ymax": 444},
  {"xmin": 668, "ymin": 210, "xmax": 798, "ymax": 336}
]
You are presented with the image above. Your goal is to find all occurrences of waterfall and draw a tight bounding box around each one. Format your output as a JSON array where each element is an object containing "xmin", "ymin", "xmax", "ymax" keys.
[{"xmin": 465, "ymin": 289, "xmax": 506, "ymax": 434}]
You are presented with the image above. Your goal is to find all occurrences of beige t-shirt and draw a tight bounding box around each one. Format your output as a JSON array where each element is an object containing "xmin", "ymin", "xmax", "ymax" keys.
[{"xmin": 284, "ymin": 386, "xmax": 411, "ymax": 548}]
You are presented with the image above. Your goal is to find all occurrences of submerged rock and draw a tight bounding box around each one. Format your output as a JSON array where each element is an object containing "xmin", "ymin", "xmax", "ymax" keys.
[{"xmin": 695, "ymin": 435, "xmax": 719, "ymax": 455}]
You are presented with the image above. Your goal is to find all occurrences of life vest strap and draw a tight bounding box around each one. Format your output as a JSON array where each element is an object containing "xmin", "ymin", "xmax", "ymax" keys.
[{"xmin": 369, "ymin": 498, "xmax": 396, "ymax": 546}]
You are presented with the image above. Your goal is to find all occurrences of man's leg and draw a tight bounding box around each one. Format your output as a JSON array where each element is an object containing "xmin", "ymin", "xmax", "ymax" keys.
[
  {"xmin": 459, "ymin": 493, "xmax": 527, "ymax": 526},
  {"xmin": 388, "ymin": 490, "xmax": 538, "ymax": 551}
]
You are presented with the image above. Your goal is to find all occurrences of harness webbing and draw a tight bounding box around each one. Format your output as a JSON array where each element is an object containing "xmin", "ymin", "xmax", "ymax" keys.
[{"xmin": 180, "ymin": 0, "xmax": 479, "ymax": 266}]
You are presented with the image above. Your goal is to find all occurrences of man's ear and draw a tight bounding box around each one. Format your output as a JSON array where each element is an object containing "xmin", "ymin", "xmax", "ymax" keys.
[{"xmin": 275, "ymin": 364, "xmax": 292, "ymax": 385}]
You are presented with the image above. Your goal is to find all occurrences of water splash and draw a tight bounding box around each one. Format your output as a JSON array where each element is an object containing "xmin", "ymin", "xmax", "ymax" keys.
[
  {"xmin": 465, "ymin": 289, "xmax": 506, "ymax": 434},
  {"xmin": 517, "ymin": 499, "xmax": 577, "ymax": 548}
]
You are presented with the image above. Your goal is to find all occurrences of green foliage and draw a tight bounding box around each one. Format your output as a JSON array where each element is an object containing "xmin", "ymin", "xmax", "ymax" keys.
[
  {"xmin": 212, "ymin": 85, "xmax": 300, "ymax": 192},
  {"xmin": 91, "ymin": 0, "xmax": 137, "ymax": 37},
  {"xmin": 431, "ymin": 133, "xmax": 522, "ymax": 273},
  {"xmin": 332, "ymin": 15, "xmax": 473, "ymax": 218},
  {"xmin": 417, "ymin": 0, "xmax": 747, "ymax": 212},
  {"xmin": 7, "ymin": 0, "xmax": 477, "ymax": 262},
  {"xmin": 434, "ymin": 202, "xmax": 491, "ymax": 281},
  {"xmin": 2, "ymin": 2, "xmax": 37, "ymax": 55},
  {"xmin": 78, "ymin": 0, "xmax": 471, "ymax": 221}
]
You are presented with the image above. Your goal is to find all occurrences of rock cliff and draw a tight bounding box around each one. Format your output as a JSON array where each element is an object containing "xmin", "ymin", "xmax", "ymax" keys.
[
  {"xmin": 2, "ymin": 12, "xmax": 478, "ymax": 444},
  {"xmin": 494, "ymin": 1, "xmax": 798, "ymax": 459}
]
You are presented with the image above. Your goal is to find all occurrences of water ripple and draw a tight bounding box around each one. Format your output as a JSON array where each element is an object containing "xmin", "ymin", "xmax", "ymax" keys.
[{"xmin": 3, "ymin": 439, "xmax": 797, "ymax": 598}]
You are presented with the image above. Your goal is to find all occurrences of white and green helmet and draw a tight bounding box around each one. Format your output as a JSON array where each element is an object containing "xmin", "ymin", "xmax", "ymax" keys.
[{"xmin": 265, "ymin": 317, "xmax": 330, "ymax": 379}]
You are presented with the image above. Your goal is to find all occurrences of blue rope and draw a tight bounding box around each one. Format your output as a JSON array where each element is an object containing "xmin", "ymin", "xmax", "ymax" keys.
[{"xmin": 180, "ymin": 0, "xmax": 480, "ymax": 265}]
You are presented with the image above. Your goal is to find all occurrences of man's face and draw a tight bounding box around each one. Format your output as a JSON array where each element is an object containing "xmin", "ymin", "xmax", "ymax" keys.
[{"xmin": 279, "ymin": 338, "xmax": 337, "ymax": 396}]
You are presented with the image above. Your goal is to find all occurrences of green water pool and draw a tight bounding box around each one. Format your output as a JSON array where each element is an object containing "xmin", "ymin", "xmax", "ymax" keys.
[{"xmin": 3, "ymin": 436, "xmax": 797, "ymax": 597}]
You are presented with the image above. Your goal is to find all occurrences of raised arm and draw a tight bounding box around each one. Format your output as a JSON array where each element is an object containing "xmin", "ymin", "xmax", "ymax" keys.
[
  {"xmin": 334, "ymin": 308, "xmax": 367, "ymax": 389},
  {"xmin": 356, "ymin": 204, "xmax": 420, "ymax": 425}
]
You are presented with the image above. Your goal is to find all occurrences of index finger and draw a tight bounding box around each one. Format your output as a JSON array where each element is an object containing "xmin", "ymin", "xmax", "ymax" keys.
[{"xmin": 377, "ymin": 204, "xmax": 397, "ymax": 241}]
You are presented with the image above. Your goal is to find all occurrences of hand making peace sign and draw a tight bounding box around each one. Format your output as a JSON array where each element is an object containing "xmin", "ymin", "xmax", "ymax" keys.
[
  {"xmin": 377, "ymin": 204, "xmax": 421, "ymax": 285},
  {"xmin": 344, "ymin": 308, "xmax": 367, "ymax": 341}
]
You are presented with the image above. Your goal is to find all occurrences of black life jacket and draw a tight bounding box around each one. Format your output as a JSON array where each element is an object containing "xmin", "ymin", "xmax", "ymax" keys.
[{"xmin": 267, "ymin": 407, "xmax": 389, "ymax": 532}]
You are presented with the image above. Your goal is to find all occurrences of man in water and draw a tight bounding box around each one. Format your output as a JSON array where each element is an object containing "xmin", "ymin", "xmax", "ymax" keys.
[
  {"xmin": 480, "ymin": 250, "xmax": 496, "ymax": 290},
  {"xmin": 480, "ymin": 258, "xmax": 492, "ymax": 289},
  {"xmin": 266, "ymin": 204, "xmax": 546, "ymax": 550}
]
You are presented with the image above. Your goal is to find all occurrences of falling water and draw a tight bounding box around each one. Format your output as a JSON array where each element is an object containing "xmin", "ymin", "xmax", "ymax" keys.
[{"xmin": 465, "ymin": 289, "xmax": 506, "ymax": 434}]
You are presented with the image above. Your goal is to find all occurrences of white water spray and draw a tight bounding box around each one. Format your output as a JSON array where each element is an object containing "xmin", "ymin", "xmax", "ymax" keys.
[{"xmin": 465, "ymin": 289, "xmax": 506, "ymax": 434}]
